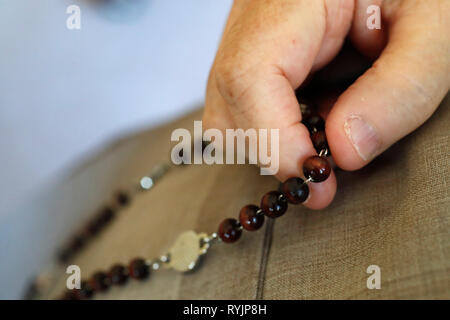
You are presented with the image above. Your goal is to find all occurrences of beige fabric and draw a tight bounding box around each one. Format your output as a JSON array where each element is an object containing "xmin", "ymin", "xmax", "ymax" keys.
[{"xmin": 44, "ymin": 94, "xmax": 449, "ymax": 299}]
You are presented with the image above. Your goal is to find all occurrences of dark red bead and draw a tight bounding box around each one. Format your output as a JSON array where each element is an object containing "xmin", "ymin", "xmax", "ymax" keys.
[
  {"xmin": 116, "ymin": 191, "xmax": 130, "ymax": 207},
  {"xmin": 303, "ymin": 155, "xmax": 331, "ymax": 182},
  {"xmin": 303, "ymin": 114, "xmax": 325, "ymax": 132},
  {"xmin": 129, "ymin": 258, "xmax": 150, "ymax": 280},
  {"xmin": 311, "ymin": 131, "xmax": 329, "ymax": 154},
  {"xmin": 108, "ymin": 264, "xmax": 128, "ymax": 285},
  {"xmin": 260, "ymin": 191, "xmax": 288, "ymax": 218},
  {"xmin": 69, "ymin": 235, "xmax": 85, "ymax": 252},
  {"xmin": 98, "ymin": 207, "xmax": 115, "ymax": 225},
  {"xmin": 299, "ymin": 100, "xmax": 315, "ymax": 119},
  {"xmin": 239, "ymin": 205, "xmax": 264, "ymax": 231},
  {"xmin": 62, "ymin": 290, "xmax": 79, "ymax": 300},
  {"xmin": 90, "ymin": 271, "xmax": 110, "ymax": 292},
  {"xmin": 75, "ymin": 281, "xmax": 94, "ymax": 300},
  {"xmin": 87, "ymin": 218, "xmax": 101, "ymax": 235},
  {"xmin": 88, "ymin": 207, "xmax": 115, "ymax": 235},
  {"xmin": 281, "ymin": 177, "xmax": 309, "ymax": 204},
  {"xmin": 57, "ymin": 248, "xmax": 71, "ymax": 263},
  {"xmin": 218, "ymin": 218, "xmax": 242, "ymax": 243}
]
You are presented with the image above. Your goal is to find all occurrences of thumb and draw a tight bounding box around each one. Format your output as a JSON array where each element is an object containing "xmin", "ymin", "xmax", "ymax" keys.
[
  {"xmin": 326, "ymin": 0, "xmax": 450, "ymax": 171},
  {"xmin": 209, "ymin": 0, "xmax": 354, "ymax": 209}
]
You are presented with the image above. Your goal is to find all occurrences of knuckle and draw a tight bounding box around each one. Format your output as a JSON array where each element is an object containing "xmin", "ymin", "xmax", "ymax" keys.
[{"xmin": 214, "ymin": 56, "xmax": 258, "ymax": 106}]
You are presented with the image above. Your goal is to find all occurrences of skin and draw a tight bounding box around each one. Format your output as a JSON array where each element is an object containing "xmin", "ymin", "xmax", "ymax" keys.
[{"xmin": 203, "ymin": 0, "xmax": 450, "ymax": 209}]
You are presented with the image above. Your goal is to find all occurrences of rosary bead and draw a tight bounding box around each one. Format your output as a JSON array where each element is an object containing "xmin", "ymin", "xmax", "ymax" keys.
[
  {"xmin": 311, "ymin": 131, "xmax": 329, "ymax": 154},
  {"xmin": 303, "ymin": 114, "xmax": 325, "ymax": 132},
  {"xmin": 129, "ymin": 258, "xmax": 150, "ymax": 280},
  {"xmin": 280, "ymin": 177, "xmax": 309, "ymax": 204},
  {"xmin": 260, "ymin": 191, "xmax": 288, "ymax": 218},
  {"xmin": 90, "ymin": 271, "xmax": 110, "ymax": 292},
  {"xmin": 116, "ymin": 191, "xmax": 130, "ymax": 207},
  {"xmin": 69, "ymin": 235, "xmax": 85, "ymax": 252},
  {"xmin": 88, "ymin": 207, "xmax": 115, "ymax": 235},
  {"xmin": 57, "ymin": 249, "xmax": 71, "ymax": 263},
  {"xmin": 303, "ymin": 155, "xmax": 331, "ymax": 182},
  {"xmin": 62, "ymin": 290, "xmax": 78, "ymax": 300},
  {"xmin": 239, "ymin": 205, "xmax": 264, "ymax": 231},
  {"xmin": 218, "ymin": 218, "xmax": 242, "ymax": 243},
  {"xmin": 98, "ymin": 206, "xmax": 115, "ymax": 225},
  {"xmin": 74, "ymin": 281, "xmax": 94, "ymax": 300},
  {"xmin": 299, "ymin": 102, "xmax": 315, "ymax": 119},
  {"xmin": 108, "ymin": 264, "xmax": 128, "ymax": 285}
]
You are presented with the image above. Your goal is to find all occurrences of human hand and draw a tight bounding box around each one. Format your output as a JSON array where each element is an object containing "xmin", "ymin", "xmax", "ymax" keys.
[{"xmin": 203, "ymin": 0, "xmax": 450, "ymax": 209}]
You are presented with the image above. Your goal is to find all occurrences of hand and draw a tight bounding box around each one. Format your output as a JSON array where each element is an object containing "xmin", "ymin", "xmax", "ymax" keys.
[{"xmin": 203, "ymin": 0, "xmax": 450, "ymax": 209}]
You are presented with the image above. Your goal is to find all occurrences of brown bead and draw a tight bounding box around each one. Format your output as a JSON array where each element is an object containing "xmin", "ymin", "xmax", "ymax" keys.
[
  {"xmin": 239, "ymin": 205, "xmax": 264, "ymax": 231},
  {"xmin": 303, "ymin": 155, "xmax": 331, "ymax": 182},
  {"xmin": 98, "ymin": 207, "xmax": 115, "ymax": 225},
  {"xmin": 72, "ymin": 281, "xmax": 94, "ymax": 300},
  {"xmin": 116, "ymin": 191, "xmax": 130, "ymax": 207},
  {"xmin": 129, "ymin": 258, "xmax": 150, "ymax": 280},
  {"xmin": 281, "ymin": 177, "xmax": 309, "ymax": 204},
  {"xmin": 88, "ymin": 207, "xmax": 115, "ymax": 235},
  {"xmin": 90, "ymin": 271, "xmax": 110, "ymax": 292},
  {"xmin": 68, "ymin": 235, "xmax": 85, "ymax": 252},
  {"xmin": 311, "ymin": 131, "xmax": 329, "ymax": 154},
  {"xmin": 62, "ymin": 290, "xmax": 79, "ymax": 300},
  {"xmin": 218, "ymin": 218, "xmax": 242, "ymax": 243},
  {"xmin": 260, "ymin": 191, "xmax": 288, "ymax": 218},
  {"xmin": 108, "ymin": 264, "xmax": 128, "ymax": 285},
  {"xmin": 299, "ymin": 102, "xmax": 315, "ymax": 119},
  {"xmin": 57, "ymin": 248, "xmax": 71, "ymax": 263}
]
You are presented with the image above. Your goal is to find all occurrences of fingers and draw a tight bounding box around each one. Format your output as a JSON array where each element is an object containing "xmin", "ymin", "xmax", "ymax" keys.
[
  {"xmin": 204, "ymin": 0, "xmax": 353, "ymax": 209},
  {"xmin": 326, "ymin": 0, "xmax": 450, "ymax": 171},
  {"xmin": 349, "ymin": 0, "xmax": 386, "ymax": 59}
]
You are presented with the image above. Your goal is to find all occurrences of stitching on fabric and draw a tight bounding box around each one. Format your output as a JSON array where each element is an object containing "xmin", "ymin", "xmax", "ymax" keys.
[{"xmin": 255, "ymin": 218, "xmax": 275, "ymax": 300}]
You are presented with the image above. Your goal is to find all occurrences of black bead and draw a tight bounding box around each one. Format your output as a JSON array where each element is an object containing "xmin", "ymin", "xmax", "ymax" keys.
[{"xmin": 281, "ymin": 177, "xmax": 309, "ymax": 204}]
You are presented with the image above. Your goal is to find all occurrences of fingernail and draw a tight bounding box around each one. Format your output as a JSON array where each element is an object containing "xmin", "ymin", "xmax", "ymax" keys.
[{"xmin": 344, "ymin": 115, "xmax": 381, "ymax": 161}]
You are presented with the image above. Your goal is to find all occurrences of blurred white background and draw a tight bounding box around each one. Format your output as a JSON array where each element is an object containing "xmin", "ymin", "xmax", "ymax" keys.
[{"xmin": 0, "ymin": 0, "xmax": 232, "ymax": 298}]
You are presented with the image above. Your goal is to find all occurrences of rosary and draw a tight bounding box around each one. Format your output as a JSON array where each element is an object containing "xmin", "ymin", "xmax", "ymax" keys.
[{"xmin": 24, "ymin": 97, "xmax": 332, "ymax": 300}]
